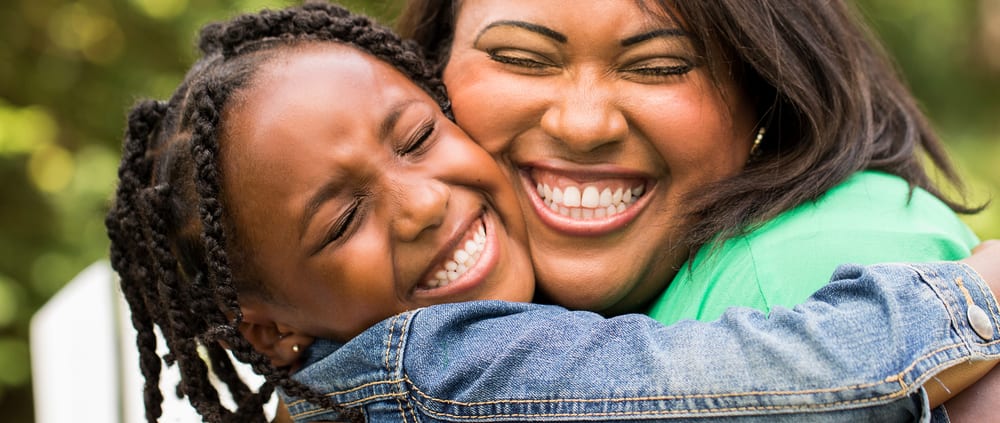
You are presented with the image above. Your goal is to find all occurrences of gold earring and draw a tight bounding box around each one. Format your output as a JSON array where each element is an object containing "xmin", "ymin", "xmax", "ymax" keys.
[
  {"xmin": 292, "ymin": 344, "xmax": 300, "ymax": 353},
  {"xmin": 750, "ymin": 126, "xmax": 766, "ymax": 157}
]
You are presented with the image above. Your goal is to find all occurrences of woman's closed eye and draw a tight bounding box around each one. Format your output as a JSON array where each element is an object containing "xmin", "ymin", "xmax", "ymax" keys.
[
  {"xmin": 621, "ymin": 57, "xmax": 694, "ymax": 82},
  {"xmin": 486, "ymin": 49, "xmax": 557, "ymax": 73}
]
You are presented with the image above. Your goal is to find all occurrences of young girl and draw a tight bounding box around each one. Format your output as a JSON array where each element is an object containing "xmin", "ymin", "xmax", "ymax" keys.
[{"xmin": 106, "ymin": 3, "xmax": 1000, "ymax": 422}]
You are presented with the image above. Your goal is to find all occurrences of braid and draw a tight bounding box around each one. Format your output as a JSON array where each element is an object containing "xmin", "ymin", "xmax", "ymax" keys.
[
  {"xmin": 107, "ymin": 100, "xmax": 169, "ymax": 422},
  {"xmin": 201, "ymin": 1, "xmax": 451, "ymax": 116},
  {"xmin": 108, "ymin": 2, "xmax": 443, "ymax": 421}
]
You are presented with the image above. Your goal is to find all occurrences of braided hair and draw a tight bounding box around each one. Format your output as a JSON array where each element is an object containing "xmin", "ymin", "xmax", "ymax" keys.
[{"xmin": 105, "ymin": 2, "xmax": 446, "ymax": 421}]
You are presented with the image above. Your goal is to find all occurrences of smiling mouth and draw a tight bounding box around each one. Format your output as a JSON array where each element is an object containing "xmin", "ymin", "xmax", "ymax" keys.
[
  {"xmin": 522, "ymin": 168, "xmax": 650, "ymax": 234},
  {"xmin": 535, "ymin": 183, "xmax": 645, "ymax": 220},
  {"xmin": 420, "ymin": 218, "xmax": 488, "ymax": 289}
]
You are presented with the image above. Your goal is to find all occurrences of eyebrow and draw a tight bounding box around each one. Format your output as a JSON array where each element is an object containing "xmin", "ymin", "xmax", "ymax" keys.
[
  {"xmin": 621, "ymin": 28, "xmax": 688, "ymax": 47},
  {"xmin": 299, "ymin": 99, "xmax": 420, "ymax": 240},
  {"xmin": 475, "ymin": 20, "xmax": 568, "ymax": 44}
]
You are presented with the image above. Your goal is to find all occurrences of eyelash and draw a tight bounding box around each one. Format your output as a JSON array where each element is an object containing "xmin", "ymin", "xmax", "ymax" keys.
[
  {"xmin": 624, "ymin": 63, "xmax": 693, "ymax": 78},
  {"xmin": 487, "ymin": 51, "xmax": 551, "ymax": 69},
  {"xmin": 401, "ymin": 121, "xmax": 435, "ymax": 155},
  {"xmin": 488, "ymin": 49, "xmax": 693, "ymax": 80},
  {"xmin": 322, "ymin": 197, "xmax": 363, "ymax": 248}
]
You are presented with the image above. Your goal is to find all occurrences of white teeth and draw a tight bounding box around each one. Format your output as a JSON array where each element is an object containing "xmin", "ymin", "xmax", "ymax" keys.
[
  {"xmin": 581, "ymin": 186, "xmax": 599, "ymax": 208},
  {"xmin": 599, "ymin": 188, "xmax": 612, "ymax": 207},
  {"xmin": 536, "ymin": 182, "xmax": 645, "ymax": 220},
  {"xmin": 563, "ymin": 186, "xmax": 581, "ymax": 207},
  {"xmin": 425, "ymin": 220, "xmax": 488, "ymax": 289}
]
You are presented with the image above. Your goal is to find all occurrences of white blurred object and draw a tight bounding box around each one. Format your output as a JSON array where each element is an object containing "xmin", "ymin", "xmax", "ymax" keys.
[{"xmin": 30, "ymin": 261, "xmax": 272, "ymax": 422}]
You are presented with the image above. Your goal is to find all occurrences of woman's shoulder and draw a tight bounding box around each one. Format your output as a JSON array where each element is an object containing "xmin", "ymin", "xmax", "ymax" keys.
[
  {"xmin": 660, "ymin": 171, "xmax": 979, "ymax": 320},
  {"xmin": 750, "ymin": 170, "xmax": 976, "ymax": 245}
]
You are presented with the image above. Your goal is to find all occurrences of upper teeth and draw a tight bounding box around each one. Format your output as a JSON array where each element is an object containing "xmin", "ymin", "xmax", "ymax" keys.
[
  {"xmin": 426, "ymin": 223, "xmax": 487, "ymax": 288},
  {"xmin": 536, "ymin": 184, "xmax": 644, "ymax": 219}
]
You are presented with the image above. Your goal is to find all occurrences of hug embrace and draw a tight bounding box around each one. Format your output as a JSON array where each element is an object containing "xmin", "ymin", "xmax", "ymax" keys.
[{"xmin": 106, "ymin": 1, "xmax": 1000, "ymax": 422}]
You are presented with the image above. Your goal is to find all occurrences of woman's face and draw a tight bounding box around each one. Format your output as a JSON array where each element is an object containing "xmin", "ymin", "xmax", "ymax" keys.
[
  {"xmin": 444, "ymin": 0, "xmax": 756, "ymax": 313},
  {"xmin": 221, "ymin": 44, "xmax": 533, "ymax": 342}
]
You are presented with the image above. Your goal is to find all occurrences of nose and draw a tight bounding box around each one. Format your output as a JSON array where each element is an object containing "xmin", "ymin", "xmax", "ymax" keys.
[
  {"xmin": 540, "ymin": 75, "xmax": 628, "ymax": 153},
  {"xmin": 391, "ymin": 175, "xmax": 450, "ymax": 242}
]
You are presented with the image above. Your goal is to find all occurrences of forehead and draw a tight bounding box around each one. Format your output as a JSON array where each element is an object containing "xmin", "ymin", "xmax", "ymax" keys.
[
  {"xmin": 216, "ymin": 43, "xmax": 431, "ymax": 245},
  {"xmin": 222, "ymin": 43, "xmax": 428, "ymax": 160},
  {"xmin": 456, "ymin": 0, "xmax": 677, "ymax": 28}
]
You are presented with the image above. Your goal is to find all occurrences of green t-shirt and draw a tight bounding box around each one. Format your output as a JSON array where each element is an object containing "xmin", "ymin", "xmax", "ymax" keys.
[{"xmin": 648, "ymin": 171, "xmax": 979, "ymax": 325}]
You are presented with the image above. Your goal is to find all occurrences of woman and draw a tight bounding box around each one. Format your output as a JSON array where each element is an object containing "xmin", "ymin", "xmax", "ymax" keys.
[
  {"xmin": 399, "ymin": 0, "xmax": 981, "ymax": 318},
  {"xmin": 397, "ymin": 0, "xmax": 993, "ymax": 419}
]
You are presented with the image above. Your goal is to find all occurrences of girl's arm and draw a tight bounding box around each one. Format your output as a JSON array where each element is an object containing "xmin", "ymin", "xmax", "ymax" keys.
[
  {"xmin": 283, "ymin": 259, "xmax": 1000, "ymax": 422},
  {"xmin": 935, "ymin": 240, "xmax": 1000, "ymax": 418}
]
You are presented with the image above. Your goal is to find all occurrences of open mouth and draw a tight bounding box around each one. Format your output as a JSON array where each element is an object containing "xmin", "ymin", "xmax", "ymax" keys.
[
  {"xmin": 521, "ymin": 168, "xmax": 651, "ymax": 235},
  {"xmin": 422, "ymin": 219, "xmax": 487, "ymax": 289},
  {"xmin": 535, "ymin": 183, "xmax": 645, "ymax": 220},
  {"xmin": 415, "ymin": 210, "xmax": 498, "ymax": 294}
]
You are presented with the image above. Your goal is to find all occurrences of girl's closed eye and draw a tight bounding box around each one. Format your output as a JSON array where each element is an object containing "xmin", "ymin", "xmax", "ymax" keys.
[
  {"xmin": 318, "ymin": 196, "xmax": 364, "ymax": 252},
  {"xmin": 399, "ymin": 119, "xmax": 437, "ymax": 156}
]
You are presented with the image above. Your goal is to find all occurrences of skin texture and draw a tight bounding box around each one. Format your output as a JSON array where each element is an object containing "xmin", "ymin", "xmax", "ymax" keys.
[
  {"xmin": 443, "ymin": 0, "xmax": 756, "ymax": 314},
  {"xmin": 222, "ymin": 44, "xmax": 534, "ymax": 349}
]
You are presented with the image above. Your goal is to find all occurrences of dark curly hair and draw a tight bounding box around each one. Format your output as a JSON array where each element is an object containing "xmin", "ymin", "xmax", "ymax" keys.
[{"xmin": 105, "ymin": 2, "xmax": 445, "ymax": 421}]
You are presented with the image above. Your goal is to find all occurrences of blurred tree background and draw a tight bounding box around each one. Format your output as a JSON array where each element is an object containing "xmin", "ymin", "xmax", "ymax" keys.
[{"xmin": 0, "ymin": 0, "xmax": 996, "ymax": 421}]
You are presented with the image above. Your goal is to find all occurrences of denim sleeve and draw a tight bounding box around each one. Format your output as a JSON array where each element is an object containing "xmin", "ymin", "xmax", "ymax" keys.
[{"xmin": 283, "ymin": 262, "xmax": 1000, "ymax": 422}]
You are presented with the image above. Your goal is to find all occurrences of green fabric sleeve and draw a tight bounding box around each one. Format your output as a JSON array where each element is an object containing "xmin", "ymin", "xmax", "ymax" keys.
[{"xmin": 648, "ymin": 171, "xmax": 979, "ymax": 325}]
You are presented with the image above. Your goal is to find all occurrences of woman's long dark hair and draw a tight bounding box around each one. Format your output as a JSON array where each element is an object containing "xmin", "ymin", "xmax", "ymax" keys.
[
  {"xmin": 106, "ymin": 2, "xmax": 445, "ymax": 422},
  {"xmin": 397, "ymin": 0, "xmax": 982, "ymax": 253}
]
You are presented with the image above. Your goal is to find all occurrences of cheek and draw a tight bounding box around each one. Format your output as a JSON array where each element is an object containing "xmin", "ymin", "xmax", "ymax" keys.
[
  {"xmin": 640, "ymin": 91, "xmax": 749, "ymax": 184},
  {"xmin": 307, "ymin": 230, "xmax": 400, "ymax": 340},
  {"xmin": 444, "ymin": 65, "xmax": 540, "ymax": 155}
]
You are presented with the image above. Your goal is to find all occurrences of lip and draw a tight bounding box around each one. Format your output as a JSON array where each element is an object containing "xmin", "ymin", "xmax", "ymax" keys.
[
  {"xmin": 411, "ymin": 209, "xmax": 501, "ymax": 300},
  {"xmin": 518, "ymin": 163, "xmax": 653, "ymax": 236}
]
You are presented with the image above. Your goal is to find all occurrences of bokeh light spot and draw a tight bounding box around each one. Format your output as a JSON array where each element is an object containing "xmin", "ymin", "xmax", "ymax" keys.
[
  {"xmin": 0, "ymin": 103, "xmax": 57, "ymax": 155},
  {"xmin": 28, "ymin": 143, "xmax": 75, "ymax": 193},
  {"xmin": 129, "ymin": 0, "xmax": 189, "ymax": 20}
]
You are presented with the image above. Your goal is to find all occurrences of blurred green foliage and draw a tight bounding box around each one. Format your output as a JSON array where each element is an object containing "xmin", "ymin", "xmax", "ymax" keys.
[{"xmin": 0, "ymin": 0, "xmax": 996, "ymax": 421}]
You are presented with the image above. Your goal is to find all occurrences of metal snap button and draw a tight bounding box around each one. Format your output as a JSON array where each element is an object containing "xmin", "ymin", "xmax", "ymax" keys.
[{"xmin": 968, "ymin": 304, "xmax": 995, "ymax": 341}]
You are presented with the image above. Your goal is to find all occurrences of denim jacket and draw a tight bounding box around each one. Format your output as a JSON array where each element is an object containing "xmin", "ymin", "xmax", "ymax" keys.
[{"xmin": 281, "ymin": 263, "xmax": 1000, "ymax": 422}]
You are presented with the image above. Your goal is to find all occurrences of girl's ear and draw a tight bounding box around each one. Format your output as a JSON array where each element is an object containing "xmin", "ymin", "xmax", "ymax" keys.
[{"xmin": 238, "ymin": 304, "xmax": 314, "ymax": 370}]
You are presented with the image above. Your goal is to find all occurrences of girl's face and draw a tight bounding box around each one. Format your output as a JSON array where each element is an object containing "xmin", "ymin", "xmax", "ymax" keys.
[
  {"xmin": 221, "ymin": 44, "xmax": 533, "ymax": 342},
  {"xmin": 443, "ymin": 0, "xmax": 756, "ymax": 313}
]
